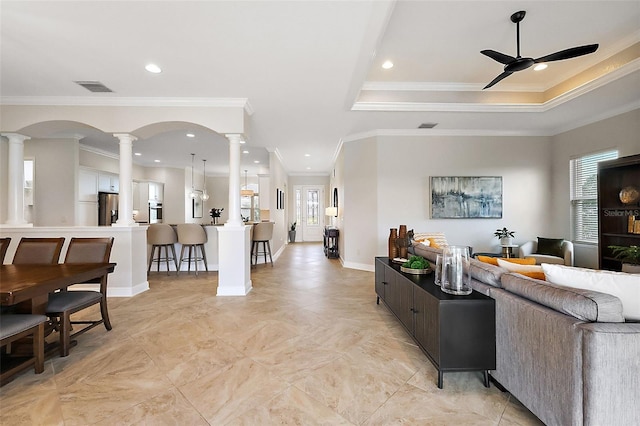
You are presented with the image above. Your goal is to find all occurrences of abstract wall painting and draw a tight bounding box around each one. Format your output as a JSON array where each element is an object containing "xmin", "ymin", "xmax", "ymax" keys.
[{"xmin": 431, "ymin": 176, "xmax": 503, "ymax": 219}]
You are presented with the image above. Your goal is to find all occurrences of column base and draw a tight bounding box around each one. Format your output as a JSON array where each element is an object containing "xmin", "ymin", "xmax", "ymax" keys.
[{"xmin": 216, "ymin": 225, "xmax": 252, "ymax": 297}]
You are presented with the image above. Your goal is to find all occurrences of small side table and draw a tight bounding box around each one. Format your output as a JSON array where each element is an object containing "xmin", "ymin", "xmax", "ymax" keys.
[
  {"xmin": 324, "ymin": 228, "xmax": 339, "ymax": 258},
  {"xmin": 500, "ymin": 245, "xmax": 518, "ymax": 258}
]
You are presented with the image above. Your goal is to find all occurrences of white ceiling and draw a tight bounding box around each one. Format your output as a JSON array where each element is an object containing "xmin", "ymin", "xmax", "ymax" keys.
[{"xmin": 2, "ymin": 1, "xmax": 639, "ymax": 176}]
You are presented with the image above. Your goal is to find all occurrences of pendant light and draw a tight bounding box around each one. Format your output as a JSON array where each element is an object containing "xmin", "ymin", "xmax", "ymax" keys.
[
  {"xmin": 201, "ymin": 159, "xmax": 210, "ymax": 201},
  {"xmin": 189, "ymin": 153, "xmax": 198, "ymax": 199},
  {"xmin": 241, "ymin": 169, "xmax": 254, "ymax": 196}
]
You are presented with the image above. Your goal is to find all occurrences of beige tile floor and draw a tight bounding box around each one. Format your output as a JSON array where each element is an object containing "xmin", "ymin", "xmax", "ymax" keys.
[{"xmin": 1, "ymin": 242, "xmax": 544, "ymax": 425}]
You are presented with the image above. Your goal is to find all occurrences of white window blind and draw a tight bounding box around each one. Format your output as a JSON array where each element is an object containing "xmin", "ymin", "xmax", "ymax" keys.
[{"xmin": 570, "ymin": 150, "xmax": 618, "ymax": 243}]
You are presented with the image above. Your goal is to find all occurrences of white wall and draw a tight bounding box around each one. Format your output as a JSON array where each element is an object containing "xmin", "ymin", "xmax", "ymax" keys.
[
  {"xmin": 342, "ymin": 134, "xmax": 552, "ymax": 270},
  {"xmin": 343, "ymin": 137, "xmax": 378, "ymax": 269},
  {"xmin": 24, "ymin": 138, "xmax": 79, "ymax": 226},
  {"xmin": 270, "ymin": 151, "xmax": 288, "ymax": 253},
  {"xmin": 550, "ymin": 108, "xmax": 640, "ymax": 267}
]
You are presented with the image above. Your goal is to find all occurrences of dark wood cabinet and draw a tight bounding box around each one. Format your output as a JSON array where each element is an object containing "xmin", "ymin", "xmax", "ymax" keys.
[
  {"xmin": 598, "ymin": 154, "xmax": 640, "ymax": 271},
  {"xmin": 375, "ymin": 257, "xmax": 495, "ymax": 389}
]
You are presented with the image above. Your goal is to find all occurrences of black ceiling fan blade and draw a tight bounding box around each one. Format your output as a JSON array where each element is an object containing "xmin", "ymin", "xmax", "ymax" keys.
[
  {"xmin": 483, "ymin": 71, "xmax": 513, "ymax": 89},
  {"xmin": 534, "ymin": 44, "xmax": 599, "ymax": 63},
  {"xmin": 481, "ymin": 49, "xmax": 516, "ymax": 65}
]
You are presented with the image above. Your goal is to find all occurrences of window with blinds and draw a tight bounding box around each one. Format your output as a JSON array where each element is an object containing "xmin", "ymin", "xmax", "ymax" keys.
[{"xmin": 570, "ymin": 150, "xmax": 618, "ymax": 243}]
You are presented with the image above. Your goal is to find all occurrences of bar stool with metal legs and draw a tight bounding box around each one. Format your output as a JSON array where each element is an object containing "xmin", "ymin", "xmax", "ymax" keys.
[
  {"xmin": 251, "ymin": 222, "xmax": 274, "ymax": 266},
  {"xmin": 147, "ymin": 224, "xmax": 178, "ymax": 275},
  {"xmin": 176, "ymin": 224, "xmax": 208, "ymax": 275}
]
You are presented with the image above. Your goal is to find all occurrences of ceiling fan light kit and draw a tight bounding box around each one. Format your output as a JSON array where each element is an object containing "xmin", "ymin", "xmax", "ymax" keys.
[{"xmin": 481, "ymin": 10, "xmax": 599, "ymax": 89}]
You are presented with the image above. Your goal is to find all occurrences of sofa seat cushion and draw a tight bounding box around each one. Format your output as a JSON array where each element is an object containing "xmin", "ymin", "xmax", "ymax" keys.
[
  {"xmin": 501, "ymin": 273, "xmax": 625, "ymax": 323},
  {"xmin": 542, "ymin": 264, "xmax": 640, "ymax": 321},
  {"xmin": 469, "ymin": 258, "xmax": 506, "ymax": 288},
  {"xmin": 529, "ymin": 254, "xmax": 566, "ymax": 265}
]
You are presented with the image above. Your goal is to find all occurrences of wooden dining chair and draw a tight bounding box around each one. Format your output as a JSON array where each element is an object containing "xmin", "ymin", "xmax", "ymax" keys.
[
  {"xmin": 12, "ymin": 237, "xmax": 65, "ymax": 264},
  {"xmin": 0, "ymin": 237, "xmax": 11, "ymax": 264},
  {"xmin": 0, "ymin": 314, "xmax": 47, "ymax": 385},
  {"xmin": 45, "ymin": 237, "xmax": 114, "ymax": 357}
]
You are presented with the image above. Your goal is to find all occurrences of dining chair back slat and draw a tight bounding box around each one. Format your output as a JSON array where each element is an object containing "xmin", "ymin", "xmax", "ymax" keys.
[
  {"xmin": 12, "ymin": 237, "xmax": 65, "ymax": 265},
  {"xmin": 0, "ymin": 238, "xmax": 11, "ymax": 264}
]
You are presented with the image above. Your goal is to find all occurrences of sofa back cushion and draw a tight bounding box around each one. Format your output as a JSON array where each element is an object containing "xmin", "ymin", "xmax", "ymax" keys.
[
  {"xmin": 411, "ymin": 244, "xmax": 442, "ymax": 263},
  {"xmin": 469, "ymin": 258, "xmax": 506, "ymax": 288},
  {"xmin": 501, "ymin": 273, "xmax": 625, "ymax": 323},
  {"xmin": 541, "ymin": 264, "xmax": 640, "ymax": 321}
]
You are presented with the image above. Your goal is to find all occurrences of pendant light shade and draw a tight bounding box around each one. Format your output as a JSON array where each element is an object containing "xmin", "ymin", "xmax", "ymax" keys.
[
  {"xmin": 201, "ymin": 159, "xmax": 210, "ymax": 201},
  {"xmin": 241, "ymin": 169, "xmax": 254, "ymax": 196},
  {"xmin": 189, "ymin": 153, "xmax": 198, "ymax": 199}
]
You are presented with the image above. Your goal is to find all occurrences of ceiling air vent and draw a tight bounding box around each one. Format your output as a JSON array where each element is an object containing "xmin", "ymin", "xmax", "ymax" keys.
[
  {"xmin": 418, "ymin": 123, "xmax": 438, "ymax": 129},
  {"xmin": 74, "ymin": 81, "xmax": 113, "ymax": 93}
]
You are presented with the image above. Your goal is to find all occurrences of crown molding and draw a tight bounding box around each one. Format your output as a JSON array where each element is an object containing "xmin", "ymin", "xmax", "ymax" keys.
[
  {"xmin": 80, "ymin": 144, "xmax": 119, "ymax": 160},
  {"xmin": 353, "ymin": 58, "xmax": 640, "ymax": 114},
  {"xmin": 351, "ymin": 101, "xmax": 545, "ymax": 113},
  {"xmin": 544, "ymin": 57, "xmax": 640, "ymax": 110},
  {"xmin": 1, "ymin": 96, "xmax": 254, "ymax": 115},
  {"xmin": 342, "ymin": 128, "xmax": 552, "ymax": 143},
  {"xmin": 361, "ymin": 81, "xmax": 543, "ymax": 92},
  {"xmin": 550, "ymin": 99, "xmax": 640, "ymax": 135}
]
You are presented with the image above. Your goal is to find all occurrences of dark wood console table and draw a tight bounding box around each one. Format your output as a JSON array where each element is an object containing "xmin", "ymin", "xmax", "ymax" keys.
[
  {"xmin": 324, "ymin": 227, "xmax": 339, "ymax": 258},
  {"xmin": 375, "ymin": 257, "xmax": 495, "ymax": 389}
]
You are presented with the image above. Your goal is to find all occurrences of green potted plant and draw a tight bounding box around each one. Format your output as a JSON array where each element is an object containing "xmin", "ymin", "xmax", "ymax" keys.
[
  {"xmin": 608, "ymin": 245, "xmax": 640, "ymax": 273},
  {"xmin": 494, "ymin": 227, "xmax": 515, "ymax": 246},
  {"xmin": 289, "ymin": 221, "xmax": 297, "ymax": 243}
]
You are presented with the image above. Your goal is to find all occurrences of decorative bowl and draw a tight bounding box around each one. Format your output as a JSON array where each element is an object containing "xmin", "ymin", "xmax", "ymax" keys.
[{"xmin": 401, "ymin": 266, "xmax": 432, "ymax": 275}]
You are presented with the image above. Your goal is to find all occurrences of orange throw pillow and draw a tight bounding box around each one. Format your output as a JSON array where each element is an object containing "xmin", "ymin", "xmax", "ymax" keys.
[
  {"xmin": 477, "ymin": 255, "xmax": 499, "ymax": 265},
  {"xmin": 427, "ymin": 238, "xmax": 441, "ymax": 249},
  {"xmin": 477, "ymin": 256, "xmax": 536, "ymax": 266},
  {"xmin": 518, "ymin": 271, "xmax": 546, "ymax": 280},
  {"xmin": 505, "ymin": 258, "xmax": 537, "ymax": 265}
]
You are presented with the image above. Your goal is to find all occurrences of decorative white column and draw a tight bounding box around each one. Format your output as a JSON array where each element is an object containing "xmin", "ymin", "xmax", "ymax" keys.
[
  {"xmin": 217, "ymin": 133, "xmax": 252, "ymax": 296},
  {"xmin": 225, "ymin": 133, "xmax": 243, "ymax": 226},
  {"xmin": 2, "ymin": 133, "xmax": 31, "ymax": 226},
  {"xmin": 113, "ymin": 133, "xmax": 137, "ymax": 227}
]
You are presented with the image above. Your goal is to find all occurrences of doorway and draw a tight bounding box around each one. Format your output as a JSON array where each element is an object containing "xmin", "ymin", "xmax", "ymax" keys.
[{"xmin": 294, "ymin": 185, "xmax": 325, "ymax": 242}]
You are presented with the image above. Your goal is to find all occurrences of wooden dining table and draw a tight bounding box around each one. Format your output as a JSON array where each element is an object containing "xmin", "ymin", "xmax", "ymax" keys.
[
  {"xmin": 1, "ymin": 262, "xmax": 116, "ymax": 380},
  {"xmin": 0, "ymin": 263, "xmax": 116, "ymax": 314}
]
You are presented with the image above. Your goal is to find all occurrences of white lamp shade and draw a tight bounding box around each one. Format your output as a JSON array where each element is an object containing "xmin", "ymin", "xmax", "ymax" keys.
[{"xmin": 325, "ymin": 207, "xmax": 337, "ymax": 217}]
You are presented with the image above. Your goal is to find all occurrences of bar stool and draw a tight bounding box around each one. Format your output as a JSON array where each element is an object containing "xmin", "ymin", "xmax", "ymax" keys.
[
  {"xmin": 252, "ymin": 222, "xmax": 274, "ymax": 266},
  {"xmin": 176, "ymin": 224, "xmax": 208, "ymax": 275},
  {"xmin": 147, "ymin": 224, "xmax": 178, "ymax": 275}
]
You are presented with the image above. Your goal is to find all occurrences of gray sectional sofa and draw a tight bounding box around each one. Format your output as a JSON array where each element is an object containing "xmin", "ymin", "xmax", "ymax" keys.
[{"xmin": 413, "ymin": 244, "xmax": 640, "ymax": 426}]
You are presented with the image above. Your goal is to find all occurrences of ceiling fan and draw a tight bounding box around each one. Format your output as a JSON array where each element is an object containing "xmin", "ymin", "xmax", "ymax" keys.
[{"xmin": 481, "ymin": 10, "xmax": 599, "ymax": 89}]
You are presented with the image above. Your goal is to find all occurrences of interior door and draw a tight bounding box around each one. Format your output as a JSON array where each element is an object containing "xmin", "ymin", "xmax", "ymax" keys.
[{"xmin": 296, "ymin": 186, "xmax": 325, "ymax": 242}]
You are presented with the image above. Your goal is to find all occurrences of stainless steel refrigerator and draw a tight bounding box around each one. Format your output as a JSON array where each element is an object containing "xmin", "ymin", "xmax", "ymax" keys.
[{"xmin": 98, "ymin": 192, "xmax": 119, "ymax": 226}]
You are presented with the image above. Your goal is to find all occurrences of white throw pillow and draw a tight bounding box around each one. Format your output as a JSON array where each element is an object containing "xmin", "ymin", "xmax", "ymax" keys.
[
  {"xmin": 541, "ymin": 264, "xmax": 640, "ymax": 321},
  {"xmin": 497, "ymin": 258, "xmax": 544, "ymax": 273}
]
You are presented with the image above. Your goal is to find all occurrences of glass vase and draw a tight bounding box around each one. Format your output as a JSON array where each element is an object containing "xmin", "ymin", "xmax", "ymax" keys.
[{"xmin": 440, "ymin": 245, "xmax": 472, "ymax": 295}]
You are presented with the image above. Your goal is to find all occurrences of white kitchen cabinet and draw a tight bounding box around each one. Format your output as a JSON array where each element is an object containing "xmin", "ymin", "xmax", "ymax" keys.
[
  {"xmin": 98, "ymin": 172, "xmax": 119, "ymax": 193},
  {"xmin": 79, "ymin": 168, "xmax": 99, "ymax": 202},
  {"xmin": 148, "ymin": 182, "xmax": 163, "ymax": 202}
]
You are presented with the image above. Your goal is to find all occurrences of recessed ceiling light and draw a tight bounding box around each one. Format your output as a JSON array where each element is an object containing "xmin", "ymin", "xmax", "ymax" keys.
[
  {"xmin": 304, "ymin": 154, "xmax": 311, "ymax": 157},
  {"xmin": 239, "ymin": 140, "xmax": 246, "ymax": 144},
  {"xmin": 242, "ymin": 150, "xmax": 249, "ymax": 154},
  {"xmin": 145, "ymin": 63, "xmax": 162, "ymax": 74},
  {"xmin": 254, "ymin": 160, "xmax": 260, "ymax": 163},
  {"xmin": 534, "ymin": 63, "xmax": 548, "ymax": 71},
  {"xmin": 154, "ymin": 159, "xmax": 160, "ymax": 163},
  {"xmin": 186, "ymin": 133, "xmax": 195, "ymax": 138},
  {"xmin": 306, "ymin": 167, "xmax": 311, "ymax": 170},
  {"xmin": 382, "ymin": 60, "xmax": 394, "ymax": 69},
  {"xmin": 134, "ymin": 152, "xmax": 142, "ymax": 156}
]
